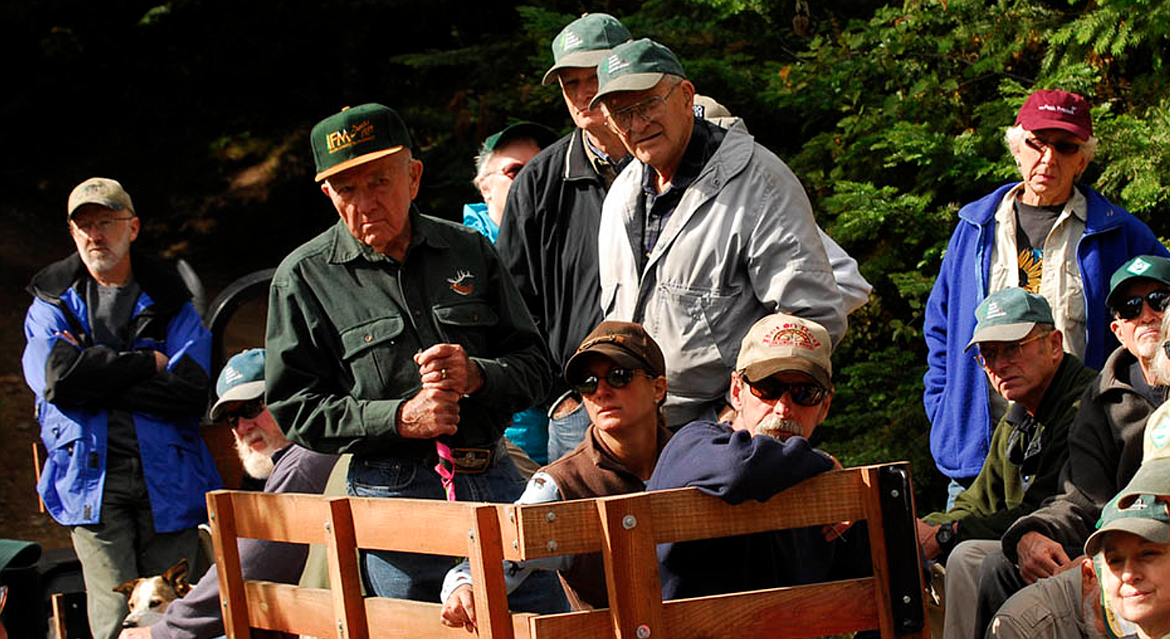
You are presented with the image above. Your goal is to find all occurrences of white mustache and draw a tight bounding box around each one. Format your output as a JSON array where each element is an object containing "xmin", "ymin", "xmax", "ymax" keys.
[{"xmin": 756, "ymin": 415, "xmax": 804, "ymax": 440}]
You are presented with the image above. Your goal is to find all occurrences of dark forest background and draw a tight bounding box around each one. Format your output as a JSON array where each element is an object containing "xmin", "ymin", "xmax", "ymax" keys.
[{"xmin": 5, "ymin": 0, "xmax": 1170, "ymax": 513}]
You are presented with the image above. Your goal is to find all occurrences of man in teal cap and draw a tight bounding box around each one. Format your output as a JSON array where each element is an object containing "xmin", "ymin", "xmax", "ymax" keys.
[
  {"xmin": 591, "ymin": 38, "xmax": 844, "ymax": 428},
  {"xmin": 265, "ymin": 103, "xmax": 566, "ymax": 612},
  {"xmin": 496, "ymin": 13, "xmax": 633, "ymax": 462},
  {"xmin": 914, "ymin": 287, "xmax": 1096, "ymax": 639}
]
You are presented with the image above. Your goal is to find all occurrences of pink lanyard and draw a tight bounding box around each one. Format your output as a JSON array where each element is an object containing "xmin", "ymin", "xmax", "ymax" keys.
[{"xmin": 434, "ymin": 440, "xmax": 456, "ymax": 501}]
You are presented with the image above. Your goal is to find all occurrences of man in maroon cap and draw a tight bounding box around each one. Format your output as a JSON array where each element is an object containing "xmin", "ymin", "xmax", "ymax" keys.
[{"xmin": 922, "ymin": 89, "xmax": 1166, "ymax": 512}]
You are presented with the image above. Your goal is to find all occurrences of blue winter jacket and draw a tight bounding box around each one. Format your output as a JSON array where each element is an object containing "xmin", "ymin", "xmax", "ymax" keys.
[
  {"xmin": 922, "ymin": 183, "xmax": 1167, "ymax": 480},
  {"xmin": 22, "ymin": 253, "xmax": 222, "ymax": 531}
]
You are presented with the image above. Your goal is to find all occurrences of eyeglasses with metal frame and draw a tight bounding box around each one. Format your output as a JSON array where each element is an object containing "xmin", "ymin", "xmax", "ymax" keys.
[
  {"xmin": 973, "ymin": 331, "xmax": 1049, "ymax": 368},
  {"xmin": 605, "ymin": 82, "xmax": 682, "ymax": 133},
  {"xmin": 743, "ymin": 376, "xmax": 828, "ymax": 407}
]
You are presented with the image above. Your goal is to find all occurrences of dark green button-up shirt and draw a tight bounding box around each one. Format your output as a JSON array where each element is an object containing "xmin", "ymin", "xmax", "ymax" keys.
[{"xmin": 265, "ymin": 210, "xmax": 552, "ymax": 459}]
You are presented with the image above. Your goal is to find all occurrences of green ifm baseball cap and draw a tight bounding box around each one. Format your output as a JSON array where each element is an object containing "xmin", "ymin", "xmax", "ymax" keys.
[
  {"xmin": 1116, "ymin": 403, "xmax": 1170, "ymax": 505},
  {"xmin": 67, "ymin": 177, "xmax": 136, "ymax": 219},
  {"xmin": 311, "ymin": 103, "xmax": 412, "ymax": 182},
  {"xmin": 209, "ymin": 349, "xmax": 266, "ymax": 422},
  {"xmin": 541, "ymin": 13, "xmax": 631, "ymax": 86},
  {"xmin": 1106, "ymin": 255, "xmax": 1170, "ymax": 309},
  {"xmin": 481, "ymin": 122, "xmax": 559, "ymax": 154},
  {"xmin": 1084, "ymin": 492, "xmax": 1169, "ymax": 556},
  {"xmin": 965, "ymin": 287, "xmax": 1054, "ymax": 350},
  {"xmin": 590, "ymin": 38, "xmax": 687, "ymax": 110}
]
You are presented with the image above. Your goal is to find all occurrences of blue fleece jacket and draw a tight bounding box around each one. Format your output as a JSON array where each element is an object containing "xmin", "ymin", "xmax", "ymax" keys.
[
  {"xmin": 922, "ymin": 183, "xmax": 1167, "ymax": 480},
  {"xmin": 646, "ymin": 421, "xmax": 871, "ymax": 599}
]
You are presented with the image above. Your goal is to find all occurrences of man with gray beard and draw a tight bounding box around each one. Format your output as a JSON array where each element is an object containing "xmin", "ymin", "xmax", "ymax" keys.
[
  {"xmin": 120, "ymin": 349, "xmax": 337, "ymax": 639},
  {"xmin": 646, "ymin": 313, "xmax": 871, "ymax": 599}
]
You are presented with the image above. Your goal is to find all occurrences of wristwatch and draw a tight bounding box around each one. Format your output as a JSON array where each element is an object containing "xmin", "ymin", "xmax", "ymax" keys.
[{"xmin": 935, "ymin": 521, "xmax": 958, "ymax": 555}]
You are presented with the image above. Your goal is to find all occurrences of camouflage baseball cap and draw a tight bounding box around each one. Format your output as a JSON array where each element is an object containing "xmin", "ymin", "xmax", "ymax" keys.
[
  {"xmin": 67, "ymin": 177, "xmax": 135, "ymax": 219},
  {"xmin": 310, "ymin": 103, "xmax": 412, "ymax": 182},
  {"xmin": 1084, "ymin": 492, "xmax": 1169, "ymax": 556},
  {"xmin": 541, "ymin": 13, "xmax": 631, "ymax": 86}
]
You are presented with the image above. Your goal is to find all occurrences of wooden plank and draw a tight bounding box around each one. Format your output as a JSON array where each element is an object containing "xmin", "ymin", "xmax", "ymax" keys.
[
  {"xmin": 324, "ymin": 496, "xmax": 368, "ymax": 639},
  {"xmin": 860, "ymin": 467, "xmax": 896, "ymax": 638},
  {"xmin": 468, "ymin": 504, "xmax": 514, "ymax": 639},
  {"xmin": 229, "ymin": 491, "xmax": 332, "ymax": 544},
  {"xmin": 524, "ymin": 609, "xmax": 614, "ymax": 639},
  {"xmin": 242, "ymin": 581, "xmax": 336, "ymax": 638},
  {"xmin": 348, "ymin": 496, "xmax": 479, "ymax": 554},
  {"xmin": 207, "ymin": 491, "xmax": 251, "ymax": 639},
  {"xmin": 510, "ymin": 499, "xmax": 603, "ymax": 559},
  {"xmin": 597, "ymin": 492, "xmax": 664, "ymax": 639},
  {"xmin": 661, "ymin": 578, "xmax": 880, "ymax": 639},
  {"xmin": 365, "ymin": 596, "xmax": 493, "ymax": 638}
]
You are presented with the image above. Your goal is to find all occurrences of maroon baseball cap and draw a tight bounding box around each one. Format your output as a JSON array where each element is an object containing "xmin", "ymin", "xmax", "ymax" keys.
[{"xmin": 1015, "ymin": 89, "xmax": 1092, "ymax": 140}]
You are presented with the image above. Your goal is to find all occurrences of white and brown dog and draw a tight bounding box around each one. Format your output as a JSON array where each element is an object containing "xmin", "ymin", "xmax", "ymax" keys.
[{"xmin": 114, "ymin": 559, "xmax": 192, "ymax": 628}]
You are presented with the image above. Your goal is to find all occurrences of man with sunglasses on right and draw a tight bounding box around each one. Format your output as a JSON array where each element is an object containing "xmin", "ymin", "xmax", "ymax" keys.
[{"xmin": 966, "ymin": 255, "xmax": 1170, "ymax": 638}]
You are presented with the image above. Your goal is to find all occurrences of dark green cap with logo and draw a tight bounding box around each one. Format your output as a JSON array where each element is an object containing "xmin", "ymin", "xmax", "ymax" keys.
[
  {"xmin": 541, "ymin": 13, "xmax": 631, "ymax": 86},
  {"xmin": 1106, "ymin": 255, "xmax": 1170, "ymax": 310},
  {"xmin": 310, "ymin": 103, "xmax": 412, "ymax": 182},
  {"xmin": 481, "ymin": 122, "xmax": 559, "ymax": 154},
  {"xmin": 590, "ymin": 38, "xmax": 687, "ymax": 109},
  {"xmin": 965, "ymin": 287, "xmax": 1054, "ymax": 351}
]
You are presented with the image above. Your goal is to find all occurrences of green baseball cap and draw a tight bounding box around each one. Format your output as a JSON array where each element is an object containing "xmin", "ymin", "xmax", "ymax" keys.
[
  {"xmin": 481, "ymin": 122, "xmax": 559, "ymax": 154},
  {"xmin": 1084, "ymin": 492, "xmax": 1169, "ymax": 556},
  {"xmin": 210, "ymin": 349, "xmax": 266, "ymax": 422},
  {"xmin": 965, "ymin": 287, "xmax": 1054, "ymax": 350},
  {"xmin": 541, "ymin": 13, "xmax": 631, "ymax": 86},
  {"xmin": 590, "ymin": 38, "xmax": 687, "ymax": 110},
  {"xmin": 1116, "ymin": 403, "xmax": 1170, "ymax": 505},
  {"xmin": 67, "ymin": 177, "xmax": 136, "ymax": 219},
  {"xmin": 1106, "ymin": 255, "xmax": 1170, "ymax": 310},
  {"xmin": 311, "ymin": 103, "xmax": 412, "ymax": 182}
]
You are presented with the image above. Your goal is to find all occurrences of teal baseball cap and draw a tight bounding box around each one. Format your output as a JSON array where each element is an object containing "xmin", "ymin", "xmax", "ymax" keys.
[
  {"xmin": 310, "ymin": 103, "xmax": 412, "ymax": 182},
  {"xmin": 1106, "ymin": 255, "xmax": 1170, "ymax": 310},
  {"xmin": 481, "ymin": 122, "xmax": 559, "ymax": 154},
  {"xmin": 541, "ymin": 13, "xmax": 631, "ymax": 86},
  {"xmin": 1084, "ymin": 492, "xmax": 1170, "ymax": 556},
  {"xmin": 590, "ymin": 38, "xmax": 687, "ymax": 109},
  {"xmin": 965, "ymin": 287, "xmax": 1054, "ymax": 351},
  {"xmin": 209, "ymin": 349, "xmax": 266, "ymax": 421}
]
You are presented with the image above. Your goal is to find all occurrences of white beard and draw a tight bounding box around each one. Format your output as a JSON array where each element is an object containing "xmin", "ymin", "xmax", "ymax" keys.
[
  {"xmin": 755, "ymin": 414, "xmax": 805, "ymax": 440},
  {"xmin": 234, "ymin": 434, "xmax": 277, "ymax": 480}
]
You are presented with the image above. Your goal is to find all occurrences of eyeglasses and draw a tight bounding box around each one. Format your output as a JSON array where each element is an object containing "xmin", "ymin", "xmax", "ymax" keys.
[
  {"xmin": 70, "ymin": 216, "xmax": 134, "ymax": 235},
  {"xmin": 571, "ymin": 367, "xmax": 646, "ymax": 395},
  {"xmin": 743, "ymin": 376, "xmax": 828, "ymax": 407},
  {"xmin": 974, "ymin": 331, "xmax": 1048, "ymax": 368},
  {"xmin": 497, "ymin": 163, "xmax": 524, "ymax": 180},
  {"xmin": 605, "ymin": 82, "xmax": 682, "ymax": 133},
  {"xmin": 224, "ymin": 399, "xmax": 265, "ymax": 427},
  {"xmin": 1023, "ymin": 135, "xmax": 1084, "ymax": 157},
  {"xmin": 1112, "ymin": 289, "xmax": 1170, "ymax": 320}
]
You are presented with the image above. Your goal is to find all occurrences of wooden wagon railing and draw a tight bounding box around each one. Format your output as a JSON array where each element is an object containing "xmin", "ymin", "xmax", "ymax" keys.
[{"xmin": 206, "ymin": 462, "xmax": 929, "ymax": 639}]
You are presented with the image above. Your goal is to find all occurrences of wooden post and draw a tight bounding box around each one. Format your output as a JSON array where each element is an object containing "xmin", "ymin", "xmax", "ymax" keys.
[{"xmin": 597, "ymin": 493, "xmax": 663, "ymax": 639}]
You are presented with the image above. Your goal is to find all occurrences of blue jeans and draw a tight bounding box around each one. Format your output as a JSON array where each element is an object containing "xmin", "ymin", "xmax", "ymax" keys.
[
  {"xmin": 546, "ymin": 395, "xmax": 591, "ymax": 462},
  {"xmin": 347, "ymin": 445, "xmax": 568, "ymax": 614}
]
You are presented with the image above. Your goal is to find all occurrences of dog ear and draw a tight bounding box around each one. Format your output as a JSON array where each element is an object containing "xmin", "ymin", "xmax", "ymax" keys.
[
  {"xmin": 114, "ymin": 578, "xmax": 142, "ymax": 599},
  {"xmin": 163, "ymin": 558, "xmax": 192, "ymax": 597}
]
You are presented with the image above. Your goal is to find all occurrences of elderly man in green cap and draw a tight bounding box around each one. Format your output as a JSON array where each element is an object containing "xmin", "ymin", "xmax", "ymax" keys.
[
  {"xmin": 495, "ymin": 13, "xmax": 633, "ymax": 462},
  {"xmin": 914, "ymin": 287, "xmax": 1096, "ymax": 639},
  {"xmin": 264, "ymin": 103, "xmax": 566, "ymax": 612},
  {"xmin": 591, "ymin": 39, "xmax": 844, "ymax": 428}
]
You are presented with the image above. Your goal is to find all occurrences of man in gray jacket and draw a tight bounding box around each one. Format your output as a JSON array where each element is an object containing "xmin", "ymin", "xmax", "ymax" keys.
[{"xmin": 592, "ymin": 39, "xmax": 845, "ymax": 428}]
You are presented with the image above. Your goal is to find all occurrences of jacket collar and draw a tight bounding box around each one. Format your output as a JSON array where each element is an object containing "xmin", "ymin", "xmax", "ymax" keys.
[
  {"xmin": 960, "ymin": 182, "xmax": 1129, "ymax": 235},
  {"xmin": 27, "ymin": 250, "xmax": 191, "ymax": 313},
  {"xmin": 584, "ymin": 422, "xmax": 673, "ymax": 479}
]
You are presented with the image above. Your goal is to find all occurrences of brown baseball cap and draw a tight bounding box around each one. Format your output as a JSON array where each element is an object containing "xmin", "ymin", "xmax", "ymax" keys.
[
  {"xmin": 67, "ymin": 177, "xmax": 136, "ymax": 219},
  {"xmin": 736, "ymin": 313, "xmax": 833, "ymax": 389},
  {"xmin": 564, "ymin": 321, "xmax": 666, "ymax": 384}
]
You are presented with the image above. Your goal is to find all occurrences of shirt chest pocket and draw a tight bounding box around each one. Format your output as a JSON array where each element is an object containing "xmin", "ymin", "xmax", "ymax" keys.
[
  {"xmin": 340, "ymin": 315, "xmax": 407, "ymax": 393},
  {"xmin": 432, "ymin": 301, "xmax": 498, "ymax": 355}
]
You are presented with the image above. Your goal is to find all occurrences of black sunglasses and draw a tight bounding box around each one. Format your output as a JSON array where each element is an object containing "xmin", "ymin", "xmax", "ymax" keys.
[
  {"xmin": 224, "ymin": 398, "xmax": 265, "ymax": 427},
  {"xmin": 744, "ymin": 376, "xmax": 828, "ymax": 407},
  {"xmin": 1023, "ymin": 135, "xmax": 1084, "ymax": 157},
  {"xmin": 571, "ymin": 367, "xmax": 645, "ymax": 395},
  {"xmin": 1112, "ymin": 289, "xmax": 1170, "ymax": 320}
]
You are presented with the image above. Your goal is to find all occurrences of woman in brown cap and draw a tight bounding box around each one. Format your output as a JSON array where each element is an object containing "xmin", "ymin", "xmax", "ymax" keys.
[{"xmin": 440, "ymin": 321, "xmax": 671, "ymax": 629}]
